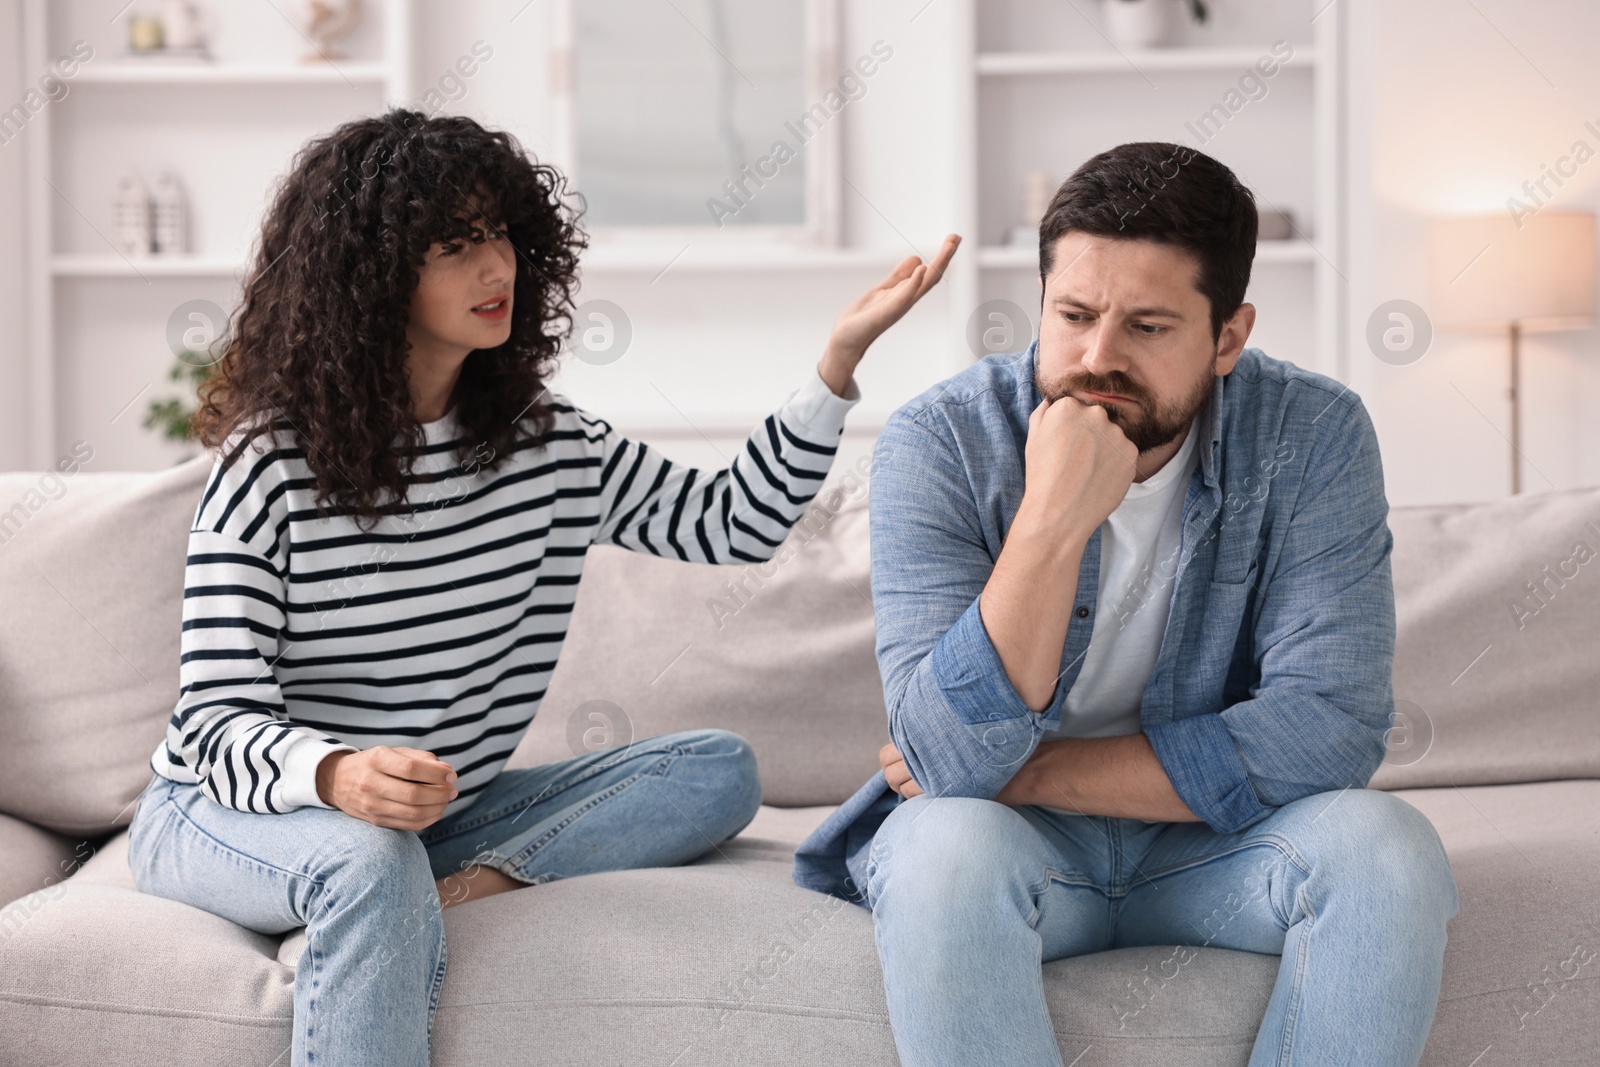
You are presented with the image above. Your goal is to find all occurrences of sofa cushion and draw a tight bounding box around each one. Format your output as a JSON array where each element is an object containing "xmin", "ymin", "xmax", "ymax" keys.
[
  {"xmin": 0, "ymin": 456, "xmax": 211, "ymax": 837},
  {"xmin": 0, "ymin": 812, "xmax": 85, "ymax": 910},
  {"xmin": 5, "ymin": 804, "xmax": 1281, "ymax": 1066},
  {"xmin": 1371, "ymin": 485, "xmax": 1600, "ymax": 790},
  {"xmin": 1388, "ymin": 779, "xmax": 1600, "ymax": 1063},
  {"xmin": 11, "ymin": 782, "xmax": 1598, "ymax": 1066},
  {"xmin": 506, "ymin": 479, "xmax": 887, "ymax": 807}
]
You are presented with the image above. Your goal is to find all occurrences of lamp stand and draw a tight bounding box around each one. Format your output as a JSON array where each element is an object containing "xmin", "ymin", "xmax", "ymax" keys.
[{"xmin": 1508, "ymin": 320, "xmax": 1521, "ymax": 495}]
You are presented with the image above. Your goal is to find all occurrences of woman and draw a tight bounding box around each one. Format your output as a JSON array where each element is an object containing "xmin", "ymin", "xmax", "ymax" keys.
[{"xmin": 124, "ymin": 107, "xmax": 958, "ymax": 1066}]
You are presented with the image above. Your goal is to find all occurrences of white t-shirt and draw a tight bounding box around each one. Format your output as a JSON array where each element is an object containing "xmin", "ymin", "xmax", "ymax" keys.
[{"xmin": 1039, "ymin": 416, "xmax": 1202, "ymax": 742}]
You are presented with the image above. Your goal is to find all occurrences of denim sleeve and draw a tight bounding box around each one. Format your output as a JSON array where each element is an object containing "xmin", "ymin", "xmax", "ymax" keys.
[
  {"xmin": 1144, "ymin": 394, "xmax": 1395, "ymax": 833},
  {"xmin": 869, "ymin": 412, "xmax": 1046, "ymax": 799}
]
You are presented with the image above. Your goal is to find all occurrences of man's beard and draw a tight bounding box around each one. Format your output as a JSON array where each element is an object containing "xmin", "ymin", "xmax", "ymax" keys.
[{"xmin": 1035, "ymin": 349, "xmax": 1217, "ymax": 454}]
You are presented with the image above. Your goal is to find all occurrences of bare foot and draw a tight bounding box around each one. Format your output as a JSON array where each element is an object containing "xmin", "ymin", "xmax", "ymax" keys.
[{"xmin": 435, "ymin": 864, "xmax": 526, "ymax": 910}]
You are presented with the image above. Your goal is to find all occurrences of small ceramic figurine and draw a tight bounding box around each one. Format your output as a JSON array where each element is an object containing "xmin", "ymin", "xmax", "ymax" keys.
[{"xmin": 296, "ymin": 0, "xmax": 364, "ymax": 62}]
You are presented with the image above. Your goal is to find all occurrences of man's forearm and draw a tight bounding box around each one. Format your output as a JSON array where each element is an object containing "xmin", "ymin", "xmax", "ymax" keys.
[
  {"xmin": 994, "ymin": 734, "xmax": 1201, "ymax": 822},
  {"xmin": 979, "ymin": 508, "xmax": 1092, "ymax": 711}
]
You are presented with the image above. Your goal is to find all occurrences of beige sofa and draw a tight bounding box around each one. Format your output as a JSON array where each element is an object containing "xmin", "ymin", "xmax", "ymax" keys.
[{"xmin": 1, "ymin": 451, "xmax": 1597, "ymax": 1065}]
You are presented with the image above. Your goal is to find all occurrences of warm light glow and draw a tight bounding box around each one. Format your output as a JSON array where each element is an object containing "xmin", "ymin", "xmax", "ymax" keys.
[{"xmin": 1427, "ymin": 212, "xmax": 1596, "ymax": 332}]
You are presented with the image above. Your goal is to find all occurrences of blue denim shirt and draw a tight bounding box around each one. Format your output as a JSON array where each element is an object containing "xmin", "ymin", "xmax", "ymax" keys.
[{"xmin": 792, "ymin": 341, "xmax": 1395, "ymax": 905}]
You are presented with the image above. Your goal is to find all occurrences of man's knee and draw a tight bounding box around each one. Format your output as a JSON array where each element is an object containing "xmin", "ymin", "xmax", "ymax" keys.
[
  {"xmin": 868, "ymin": 796, "xmax": 1042, "ymax": 913},
  {"xmin": 1302, "ymin": 789, "xmax": 1458, "ymax": 917}
]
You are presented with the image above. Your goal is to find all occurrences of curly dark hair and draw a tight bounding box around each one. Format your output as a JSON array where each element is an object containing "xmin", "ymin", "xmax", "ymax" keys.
[{"xmin": 192, "ymin": 108, "xmax": 588, "ymax": 531}]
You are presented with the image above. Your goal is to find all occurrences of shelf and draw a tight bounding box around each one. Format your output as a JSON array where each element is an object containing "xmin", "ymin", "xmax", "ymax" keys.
[
  {"xmin": 976, "ymin": 46, "xmax": 1315, "ymax": 76},
  {"xmin": 72, "ymin": 62, "xmax": 391, "ymax": 85},
  {"xmin": 53, "ymin": 244, "xmax": 924, "ymax": 279},
  {"xmin": 52, "ymin": 255, "xmax": 246, "ymax": 278},
  {"xmin": 1251, "ymin": 239, "xmax": 1320, "ymax": 263},
  {"xmin": 579, "ymin": 243, "xmax": 918, "ymax": 273},
  {"xmin": 977, "ymin": 240, "xmax": 1317, "ymax": 270}
]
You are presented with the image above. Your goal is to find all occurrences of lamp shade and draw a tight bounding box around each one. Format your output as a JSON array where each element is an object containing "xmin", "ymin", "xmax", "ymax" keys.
[{"xmin": 1427, "ymin": 211, "xmax": 1596, "ymax": 331}]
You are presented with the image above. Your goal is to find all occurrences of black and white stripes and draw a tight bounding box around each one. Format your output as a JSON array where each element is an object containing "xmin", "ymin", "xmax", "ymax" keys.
[{"xmin": 149, "ymin": 370, "xmax": 859, "ymax": 815}]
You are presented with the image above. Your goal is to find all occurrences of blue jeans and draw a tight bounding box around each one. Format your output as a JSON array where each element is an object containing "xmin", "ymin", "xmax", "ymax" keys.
[
  {"xmin": 864, "ymin": 788, "xmax": 1459, "ymax": 1067},
  {"xmin": 126, "ymin": 727, "xmax": 762, "ymax": 1067}
]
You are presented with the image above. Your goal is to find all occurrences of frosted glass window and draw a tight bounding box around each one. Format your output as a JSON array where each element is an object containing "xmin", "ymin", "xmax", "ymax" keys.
[{"xmin": 574, "ymin": 0, "xmax": 807, "ymax": 228}]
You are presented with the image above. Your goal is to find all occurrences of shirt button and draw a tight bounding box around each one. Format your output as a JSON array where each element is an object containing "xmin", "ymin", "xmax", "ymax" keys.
[{"xmin": 1076, "ymin": 605, "xmax": 1090, "ymax": 618}]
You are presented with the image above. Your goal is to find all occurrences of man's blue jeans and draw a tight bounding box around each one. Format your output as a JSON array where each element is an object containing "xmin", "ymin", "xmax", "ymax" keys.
[
  {"xmin": 864, "ymin": 787, "xmax": 1459, "ymax": 1066},
  {"xmin": 126, "ymin": 727, "xmax": 762, "ymax": 1067}
]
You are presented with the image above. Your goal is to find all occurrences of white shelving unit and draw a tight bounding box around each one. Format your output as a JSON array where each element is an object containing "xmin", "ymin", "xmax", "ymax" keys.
[
  {"xmin": 975, "ymin": 239, "xmax": 1320, "ymax": 270},
  {"xmin": 69, "ymin": 61, "xmax": 392, "ymax": 85},
  {"xmin": 943, "ymin": 0, "xmax": 1347, "ymax": 383},
  {"xmin": 20, "ymin": 0, "xmax": 414, "ymax": 469},
  {"xmin": 975, "ymin": 45, "xmax": 1321, "ymax": 76},
  {"xmin": 48, "ymin": 244, "xmax": 915, "ymax": 281},
  {"xmin": 15, "ymin": 0, "xmax": 1347, "ymax": 470}
]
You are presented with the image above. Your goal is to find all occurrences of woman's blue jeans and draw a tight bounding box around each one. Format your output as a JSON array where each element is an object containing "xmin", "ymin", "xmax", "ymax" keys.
[
  {"xmin": 864, "ymin": 787, "xmax": 1459, "ymax": 1067},
  {"xmin": 126, "ymin": 727, "xmax": 762, "ymax": 1067}
]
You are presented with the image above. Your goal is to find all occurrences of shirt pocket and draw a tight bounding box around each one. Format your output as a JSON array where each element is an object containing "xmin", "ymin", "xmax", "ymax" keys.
[{"xmin": 1202, "ymin": 576, "xmax": 1259, "ymax": 703}]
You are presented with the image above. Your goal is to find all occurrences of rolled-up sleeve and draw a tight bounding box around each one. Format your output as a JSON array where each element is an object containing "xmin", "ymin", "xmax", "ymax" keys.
[
  {"xmin": 1145, "ymin": 393, "xmax": 1394, "ymax": 833},
  {"xmin": 870, "ymin": 413, "xmax": 1046, "ymax": 799}
]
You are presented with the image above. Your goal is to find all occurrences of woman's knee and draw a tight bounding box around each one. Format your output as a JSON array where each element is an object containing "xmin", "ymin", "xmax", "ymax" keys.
[
  {"xmin": 661, "ymin": 728, "xmax": 763, "ymax": 842},
  {"xmin": 312, "ymin": 817, "xmax": 440, "ymax": 913}
]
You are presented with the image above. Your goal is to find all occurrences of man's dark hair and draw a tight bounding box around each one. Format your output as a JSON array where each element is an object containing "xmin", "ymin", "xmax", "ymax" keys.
[{"xmin": 1038, "ymin": 142, "xmax": 1257, "ymax": 343}]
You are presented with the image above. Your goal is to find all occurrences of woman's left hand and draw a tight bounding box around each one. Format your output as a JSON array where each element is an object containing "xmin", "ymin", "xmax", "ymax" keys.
[{"xmin": 818, "ymin": 233, "xmax": 962, "ymax": 396}]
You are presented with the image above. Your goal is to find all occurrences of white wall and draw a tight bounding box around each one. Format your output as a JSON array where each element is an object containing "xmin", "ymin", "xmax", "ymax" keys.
[
  {"xmin": 0, "ymin": 0, "xmax": 28, "ymax": 468},
  {"xmin": 4, "ymin": 0, "xmax": 1598, "ymax": 505},
  {"xmin": 1347, "ymin": 0, "xmax": 1600, "ymax": 504},
  {"xmin": 420, "ymin": 0, "xmax": 971, "ymax": 471}
]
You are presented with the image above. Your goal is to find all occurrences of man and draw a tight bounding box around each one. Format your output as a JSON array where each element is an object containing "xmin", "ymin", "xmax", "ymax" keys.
[{"xmin": 792, "ymin": 142, "xmax": 1459, "ymax": 1067}]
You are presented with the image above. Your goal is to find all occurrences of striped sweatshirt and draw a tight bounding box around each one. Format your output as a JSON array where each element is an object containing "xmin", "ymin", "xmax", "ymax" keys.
[{"xmin": 149, "ymin": 367, "xmax": 861, "ymax": 816}]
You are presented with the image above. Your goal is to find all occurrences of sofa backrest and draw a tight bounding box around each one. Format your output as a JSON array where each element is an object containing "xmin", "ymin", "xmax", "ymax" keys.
[
  {"xmin": 2, "ymin": 450, "xmax": 1596, "ymax": 833},
  {"xmin": 506, "ymin": 481, "xmax": 887, "ymax": 806},
  {"xmin": 0, "ymin": 455, "xmax": 209, "ymax": 837},
  {"xmin": 527, "ymin": 480, "xmax": 1600, "ymax": 802},
  {"xmin": 0, "ymin": 452, "xmax": 887, "ymax": 833},
  {"xmin": 1368, "ymin": 484, "xmax": 1600, "ymax": 790}
]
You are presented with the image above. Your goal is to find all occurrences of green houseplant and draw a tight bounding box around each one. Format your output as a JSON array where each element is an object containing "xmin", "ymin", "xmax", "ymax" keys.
[{"xmin": 143, "ymin": 351, "xmax": 220, "ymax": 443}]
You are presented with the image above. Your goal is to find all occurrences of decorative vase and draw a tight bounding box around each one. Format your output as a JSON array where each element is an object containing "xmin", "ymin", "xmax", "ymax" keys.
[
  {"xmin": 152, "ymin": 171, "xmax": 188, "ymax": 255},
  {"xmin": 1009, "ymin": 170, "xmax": 1055, "ymax": 247},
  {"xmin": 161, "ymin": 0, "xmax": 204, "ymax": 50},
  {"xmin": 1102, "ymin": 0, "xmax": 1179, "ymax": 49},
  {"xmin": 113, "ymin": 170, "xmax": 152, "ymax": 258},
  {"xmin": 127, "ymin": 16, "xmax": 164, "ymax": 53}
]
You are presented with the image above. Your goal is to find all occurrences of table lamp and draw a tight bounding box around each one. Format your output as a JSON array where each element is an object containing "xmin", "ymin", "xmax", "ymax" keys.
[{"xmin": 1427, "ymin": 212, "xmax": 1595, "ymax": 494}]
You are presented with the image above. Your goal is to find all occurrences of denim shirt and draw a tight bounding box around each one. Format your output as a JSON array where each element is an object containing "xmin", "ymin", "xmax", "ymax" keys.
[{"xmin": 792, "ymin": 341, "xmax": 1395, "ymax": 905}]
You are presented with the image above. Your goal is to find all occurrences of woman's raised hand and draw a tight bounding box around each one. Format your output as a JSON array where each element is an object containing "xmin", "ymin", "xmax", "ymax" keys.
[{"xmin": 817, "ymin": 233, "xmax": 962, "ymax": 395}]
